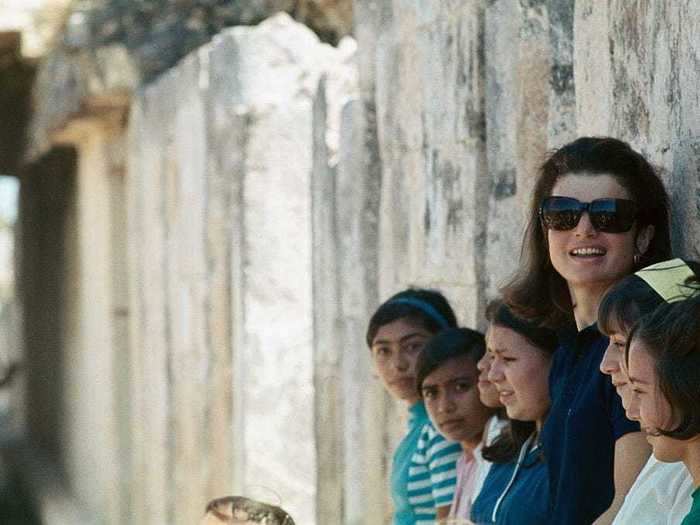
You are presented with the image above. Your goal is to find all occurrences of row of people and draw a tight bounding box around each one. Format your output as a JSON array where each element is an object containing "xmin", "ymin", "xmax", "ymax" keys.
[{"xmin": 366, "ymin": 136, "xmax": 700, "ymax": 524}]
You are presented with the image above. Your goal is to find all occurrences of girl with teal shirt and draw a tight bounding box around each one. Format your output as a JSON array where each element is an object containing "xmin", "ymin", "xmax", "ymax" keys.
[
  {"xmin": 626, "ymin": 291, "xmax": 700, "ymax": 525},
  {"xmin": 367, "ymin": 288, "xmax": 462, "ymax": 525}
]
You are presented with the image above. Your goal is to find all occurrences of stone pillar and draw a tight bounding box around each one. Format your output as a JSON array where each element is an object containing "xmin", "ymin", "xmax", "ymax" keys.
[
  {"xmin": 128, "ymin": 13, "xmax": 354, "ymax": 525},
  {"xmin": 48, "ymin": 116, "xmax": 130, "ymax": 524}
]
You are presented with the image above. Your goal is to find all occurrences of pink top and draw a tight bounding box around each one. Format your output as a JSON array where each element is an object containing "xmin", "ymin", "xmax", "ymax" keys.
[{"xmin": 449, "ymin": 449, "xmax": 478, "ymax": 520}]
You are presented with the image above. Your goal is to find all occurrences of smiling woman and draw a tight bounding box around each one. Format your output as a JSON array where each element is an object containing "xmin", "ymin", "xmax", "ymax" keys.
[{"xmin": 501, "ymin": 137, "xmax": 673, "ymax": 525}]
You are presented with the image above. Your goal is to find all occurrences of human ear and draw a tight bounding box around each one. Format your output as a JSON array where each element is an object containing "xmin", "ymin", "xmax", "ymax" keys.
[{"xmin": 635, "ymin": 224, "xmax": 655, "ymax": 255}]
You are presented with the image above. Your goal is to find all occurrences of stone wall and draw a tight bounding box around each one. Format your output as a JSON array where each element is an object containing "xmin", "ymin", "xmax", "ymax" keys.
[
  {"xmin": 17, "ymin": 1, "xmax": 700, "ymax": 524},
  {"xmin": 26, "ymin": 0, "xmax": 352, "ymax": 160},
  {"xmin": 349, "ymin": 0, "xmax": 700, "ymax": 519},
  {"xmin": 126, "ymin": 14, "xmax": 356, "ymax": 525}
]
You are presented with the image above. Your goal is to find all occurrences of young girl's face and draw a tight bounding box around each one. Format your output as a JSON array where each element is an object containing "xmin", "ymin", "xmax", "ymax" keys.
[
  {"xmin": 546, "ymin": 174, "xmax": 642, "ymax": 293},
  {"xmin": 477, "ymin": 329, "xmax": 503, "ymax": 408},
  {"xmin": 370, "ymin": 318, "xmax": 433, "ymax": 404},
  {"xmin": 421, "ymin": 355, "xmax": 493, "ymax": 446},
  {"xmin": 486, "ymin": 325, "xmax": 551, "ymax": 424},
  {"xmin": 600, "ymin": 321, "xmax": 637, "ymax": 419},
  {"xmin": 627, "ymin": 338, "xmax": 685, "ymax": 463}
]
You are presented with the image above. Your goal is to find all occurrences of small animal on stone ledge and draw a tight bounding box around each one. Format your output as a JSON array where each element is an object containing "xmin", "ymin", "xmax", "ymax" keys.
[{"xmin": 200, "ymin": 496, "xmax": 295, "ymax": 525}]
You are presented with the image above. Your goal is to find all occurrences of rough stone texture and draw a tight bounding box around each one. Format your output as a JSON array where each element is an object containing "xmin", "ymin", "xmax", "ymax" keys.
[
  {"xmin": 126, "ymin": 14, "xmax": 355, "ymax": 525},
  {"xmin": 575, "ymin": 0, "xmax": 700, "ymax": 259},
  {"xmin": 16, "ymin": 2, "xmax": 700, "ymax": 525},
  {"xmin": 26, "ymin": 0, "xmax": 352, "ymax": 162},
  {"xmin": 484, "ymin": 0, "xmax": 577, "ymax": 299},
  {"xmin": 371, "ymin": 0, "xmax": 489, "ymax": 325},
  {"xmin": 350, "ymin": 3, "xmax": 698, "ymax": 520}
]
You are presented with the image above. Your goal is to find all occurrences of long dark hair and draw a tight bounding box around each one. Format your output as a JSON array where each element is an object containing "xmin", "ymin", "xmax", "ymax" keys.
[
  {"xmin": 501, "ymin": 137, "xmax": 672, "ymax": 328},
  {"xmin": 627, "ymin": 294, "xmax": 700, "ymax": 440},
  {"xmin": 481, "ymin": 300, "xmax": 558, "ymax": 464}
]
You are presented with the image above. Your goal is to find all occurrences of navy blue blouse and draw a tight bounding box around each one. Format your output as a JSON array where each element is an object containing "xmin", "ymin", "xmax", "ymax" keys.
[
  {"xmin": 540, "ymin": 325, "xmax": 640, "ymax": 524},
  {"xmin": 470, "ymin": 437, "xmax": 549, "ymax": 525}
]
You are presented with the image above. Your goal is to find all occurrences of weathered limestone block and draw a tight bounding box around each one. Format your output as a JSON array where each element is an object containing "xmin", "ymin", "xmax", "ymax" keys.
[
  {"xmin": 484, "ymin": 0, "xmax": 576, "ymax": 299},
  {"xmin": 574, "ymin": 1, "xmax": 700, "ymax": 257},
  {"xmin": 127, "ymin": 71, "xmax": 179, "ymax": 525},
  {"xmin": 311, "ymin": 53, "xmax": 359, "ymax": 524},
  {"xmin": 27, "ymin": 0, "xmax": 353, "ymax": 162},
  {"xmin": 129, "ymin": 12, "xmax": 354, "ymax": 525},
  {"xmin": 373, "ymin": 0, "xmax": 488, "ymax": 327}
]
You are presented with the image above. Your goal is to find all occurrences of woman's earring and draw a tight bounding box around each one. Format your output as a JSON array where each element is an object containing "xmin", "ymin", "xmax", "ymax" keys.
[{"xmin": 633, "ymin": 253, "xmax": 642, "ymax": 265}]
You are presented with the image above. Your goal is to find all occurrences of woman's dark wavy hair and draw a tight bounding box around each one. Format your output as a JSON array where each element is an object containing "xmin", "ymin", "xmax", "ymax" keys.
[
  {"xmin": 598, "ymin": 260, "xmax": 700, "ymax": 337},
  {"xmin": 627, "ymin": 292, "xmax": 700, "ymax": 440},
  {"xmin": 501, "ymin": 137, "xmax": 672, "ymax": 328},
  {"xmin": 366, "ymin": 288, "xmax": 458, "ymax": 347},
  {"xmin": 481, "ymin": 300, "xmax": 558, "ymax": 464},
  {"xmin": 415, "ymin": 327, "xmax": 488, "ymax": 395}
]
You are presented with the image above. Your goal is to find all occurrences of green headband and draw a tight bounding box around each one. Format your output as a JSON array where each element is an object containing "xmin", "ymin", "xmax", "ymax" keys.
[{"xmin": 635, "ymin": 258, "xmax": 696, "ymax": 303}]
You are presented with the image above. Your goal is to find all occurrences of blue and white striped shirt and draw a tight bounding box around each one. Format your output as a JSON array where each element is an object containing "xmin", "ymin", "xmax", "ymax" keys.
[{"xmin": 392, "ymin": 401, "xmax": 461, "ymax": 525}]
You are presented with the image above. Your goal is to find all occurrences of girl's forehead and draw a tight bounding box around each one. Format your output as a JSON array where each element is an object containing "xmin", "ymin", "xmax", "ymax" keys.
[
  {"xmin": 372, "ymin": 317, "xmax": 430, "ymax": 342},
  {"xmin": 627, "ymin": 339, "xmax": 656, "ymax": 380},
  {"xmin": 426, "ymin": 355, "xmax": 478, "ymax": 382}
]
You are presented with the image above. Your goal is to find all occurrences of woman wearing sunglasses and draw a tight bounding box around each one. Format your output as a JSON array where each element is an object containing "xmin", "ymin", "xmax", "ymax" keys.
[{"xmin": 501, "ymin": 137, "xmax": 672, "ymax": 525}]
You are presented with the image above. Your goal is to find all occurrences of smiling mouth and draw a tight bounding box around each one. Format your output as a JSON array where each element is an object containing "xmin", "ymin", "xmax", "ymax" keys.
[
  {"xmin": 570, "ymin": 247, "xmax": 607, "ymax": 257},
  {"xmin": 498, "ymin": 390, "xmax": 514, "ymax": 402}
]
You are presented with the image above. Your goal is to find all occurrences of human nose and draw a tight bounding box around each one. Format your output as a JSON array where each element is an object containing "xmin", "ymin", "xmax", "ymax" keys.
[
  {"xmin": 392, "ymin": 350, "xmax": 409, "ymax": 371},
  {"xmin": 574, "ymin": 211, "xmax": 597, "ymax": 236},
  {"xmin": 487, "ymin": 358, "xmax": 504, "ymax": 383},
  {"xmin": 437, "ymin": 391, "xmax": 455, "ymax": 413},
  {"xmin": 600, "ymin": 345, "xmax": 620, "ymax": 376}
]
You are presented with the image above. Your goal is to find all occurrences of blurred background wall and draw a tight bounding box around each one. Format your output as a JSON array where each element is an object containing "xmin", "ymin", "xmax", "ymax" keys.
[{"xmin": 0, "ymin": 1, "xmax": 698, "ymax": 524}]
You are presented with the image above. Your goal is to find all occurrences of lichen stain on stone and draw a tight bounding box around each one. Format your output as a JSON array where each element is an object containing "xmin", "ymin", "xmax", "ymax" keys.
[
  {"xmin": 429, "ymin": 151, "xmax": 465, "ymax": 234},
  {"xmin": 612, "ymin": 59, "xmax": 649, "ymax": 138},
  {"xmin": 519, "ymin": 0, "xmax": 546, "ymax": 10},
  {"xmin": 618, "ymin": 3, "xmax": 648, "ymax": 55},
  {"xmin": 550, "ymin": 63, "xmax": 573, "ymax": 95},
  {"xmin": 493, "ymin": 169, "xmax": 516, "ymax": 200}
]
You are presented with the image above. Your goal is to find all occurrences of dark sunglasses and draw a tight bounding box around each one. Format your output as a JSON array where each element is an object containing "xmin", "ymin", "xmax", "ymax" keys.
[{"xmin": 539, "ymin": 196, "xmax": 638, "ymax": 233}]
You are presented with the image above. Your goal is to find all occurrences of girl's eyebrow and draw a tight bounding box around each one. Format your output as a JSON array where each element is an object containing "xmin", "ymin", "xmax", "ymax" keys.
[
  {"xmin": 422, "ymin": 375, "xmax": 475, "ymax": 389},
  {"xmin": 372, "ymin": 332, "xmax": 428, "ymax": 346}
]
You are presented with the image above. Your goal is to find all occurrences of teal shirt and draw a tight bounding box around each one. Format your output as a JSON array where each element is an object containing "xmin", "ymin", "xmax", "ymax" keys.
[
  {"xmin": 681, "ymin": 487, "xmax": 700, "ymax": 525},
  {"xmin": 391, "ymin": 401, "xmax": 461, "ymax": 525}
]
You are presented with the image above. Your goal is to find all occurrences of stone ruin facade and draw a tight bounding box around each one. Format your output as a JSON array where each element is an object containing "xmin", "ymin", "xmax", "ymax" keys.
[{"xmin": 5, "ymin": 1, "xmax": 700, "ymax": 524}]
